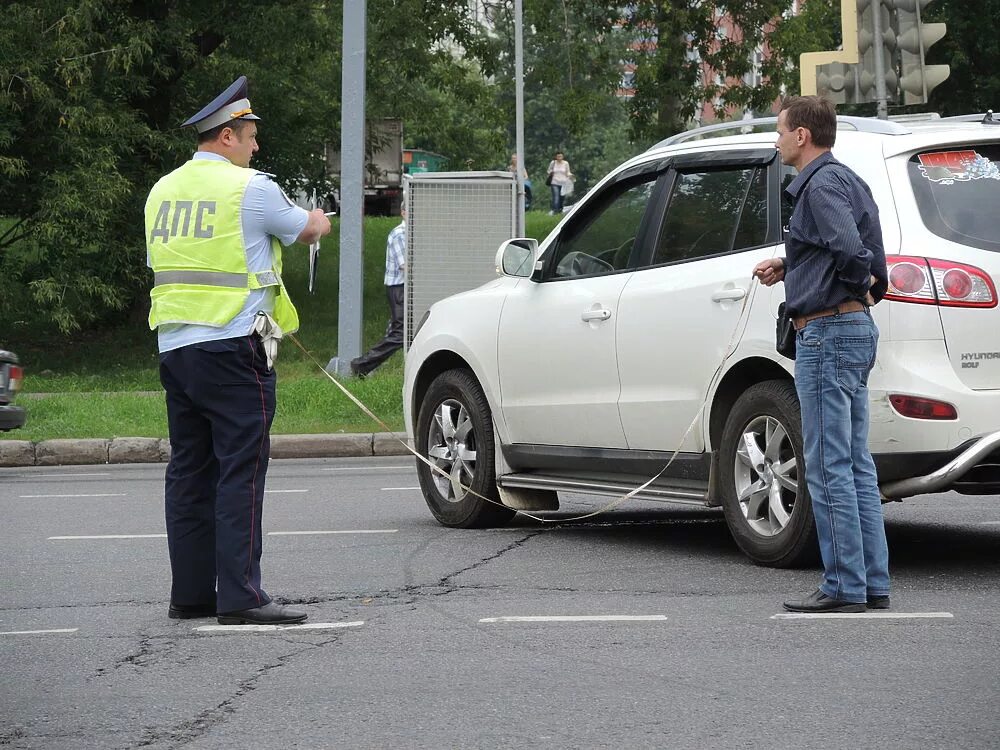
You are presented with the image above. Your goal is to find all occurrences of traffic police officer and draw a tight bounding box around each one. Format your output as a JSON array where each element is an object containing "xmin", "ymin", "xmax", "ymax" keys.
[{"xmin": 145, "ymin": 76, "xmax": 331, "ymax": 625}]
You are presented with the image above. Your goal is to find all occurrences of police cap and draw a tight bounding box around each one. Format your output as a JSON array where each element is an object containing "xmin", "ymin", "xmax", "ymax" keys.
[{"xmin": 182, "ymin": 75, "xmax": 262, "ymax": 134}]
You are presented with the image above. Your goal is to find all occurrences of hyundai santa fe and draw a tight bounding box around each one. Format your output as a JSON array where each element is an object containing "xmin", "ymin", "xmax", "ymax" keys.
[{"xmin": 403, "ymin": 113, "xmax": 1000, "ymax": 567}]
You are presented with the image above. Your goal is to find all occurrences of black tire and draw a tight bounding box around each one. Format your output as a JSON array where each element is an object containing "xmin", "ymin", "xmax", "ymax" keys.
[
  {"xmin": 415, "ymin": 369, "xmax": 515, "ymax": 528},
  {"xmin": 718, "ymin": 380, "xmax": 818, "ymax": 568}
]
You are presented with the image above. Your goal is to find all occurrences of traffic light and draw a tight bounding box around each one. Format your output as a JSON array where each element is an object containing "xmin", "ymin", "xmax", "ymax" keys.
[
  {"xmin": 814, "ymin": 62, "xmax": 856, "ymax": 105},
  {"xmin": 856, "ymin": 0, "xmax": 899, "ymax": 102},
  {"xmin": 896, "ymin": 0, "xmax": 950, "ymax": 104}
]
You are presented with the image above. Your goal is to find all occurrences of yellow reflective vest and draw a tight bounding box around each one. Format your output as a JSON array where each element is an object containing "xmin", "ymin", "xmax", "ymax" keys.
[{"xmin": 145, "ymin": 158, "xmax": 299, "ymax": 334}]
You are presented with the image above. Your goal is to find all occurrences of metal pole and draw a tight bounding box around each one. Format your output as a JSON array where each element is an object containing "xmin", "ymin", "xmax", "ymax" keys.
[
  {"xmin": 872, "ymin": 0, "xmax": 888, "ymax": 120},
  {"xmin": 914, "ymin": 0, "xmax": 928, "ymax": 101},
  {"xmin": 514, "ymin": 0, "xmax": 525, "ymax": 235},
  {"xmin": 328, "ymin": 0, "xmax": 366, "ymax": 376}
]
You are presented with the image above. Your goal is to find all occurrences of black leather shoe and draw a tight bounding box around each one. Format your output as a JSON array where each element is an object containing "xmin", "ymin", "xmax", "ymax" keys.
[
  {"xmin": 168, "ymin": 602, "xmax": 216, "ymax": 619},
  {"xmin": 783, "ymin": 589, "xmax": 866, "ymax": 613},
  {"xmin": 867, "ymin": 595, "xmax": 891, "ymax": 610},
  {"xmin": 217, "ymin": 601, "xmax": 307, "ymax": 625}
]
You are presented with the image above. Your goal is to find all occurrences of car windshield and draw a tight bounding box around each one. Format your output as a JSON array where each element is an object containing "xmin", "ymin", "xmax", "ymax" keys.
[{"xmin": 908, "ymin": 143, "xmax": 1000, "ymax": 252}]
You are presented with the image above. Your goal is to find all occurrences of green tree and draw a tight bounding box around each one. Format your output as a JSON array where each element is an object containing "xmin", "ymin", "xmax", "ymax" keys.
[
  {"xmin": 484, "ymin": 0, "xmax": 637, "ymax": 192},
  {"xmin": 0, "ymin": 0, "xmax": 497, "ymax": 337},
  {"xmin": 925, "ymin": 0, "xmax": 1000, "ymax": 115},
  {"xmin": 0, "ymin": 1, "xmax": 343, "ymax": 336},
  {"xmin": 625, "ymin": 1, "xmax": 791, "ymax": 141},
  {"xmin": 768, "ymin": 0, "xmax": 841, "ymax": 97}
]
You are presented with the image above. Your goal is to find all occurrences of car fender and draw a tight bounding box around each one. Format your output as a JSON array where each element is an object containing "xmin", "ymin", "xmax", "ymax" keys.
[{"xmin": 404, "ymin": 280, "xmax": 514, "ymax": 446}]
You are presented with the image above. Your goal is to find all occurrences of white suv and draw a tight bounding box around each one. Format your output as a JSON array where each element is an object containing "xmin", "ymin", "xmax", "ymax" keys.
[{"xmin": 403, "ymin": 114, "xmax": 1000, "ymax": 567}]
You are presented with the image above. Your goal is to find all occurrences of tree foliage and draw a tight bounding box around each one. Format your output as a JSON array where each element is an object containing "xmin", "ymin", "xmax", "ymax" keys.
[
  {"xmin": 482, "ymin": 0, "xmax": 637, "ymax": 191},
  {"xmin": 0, "ymin": 0, "xmax": 496, "ymax": 336},
  {"xmin": 625, "ymin": 1, "xmax": 791, "ymax": 141},
  {"xmin": 925, "ymin": 0, "xmax": 1000, "ymax": 115}
]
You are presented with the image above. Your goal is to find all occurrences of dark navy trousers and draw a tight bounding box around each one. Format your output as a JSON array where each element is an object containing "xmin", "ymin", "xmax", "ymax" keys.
[{"xmin": 159, "ymin": 335, "xmax": 275, "ymax": 613}]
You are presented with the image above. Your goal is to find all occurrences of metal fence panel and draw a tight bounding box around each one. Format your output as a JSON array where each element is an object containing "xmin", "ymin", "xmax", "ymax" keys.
[{"xmin": 404, "ymin": 172, "xmax": 517, "ymax": 350}]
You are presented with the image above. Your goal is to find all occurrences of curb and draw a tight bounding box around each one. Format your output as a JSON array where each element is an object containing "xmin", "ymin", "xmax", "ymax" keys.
[{"xmin": 0, "ymin": 433, "xmax": 412, "ymax": 468}]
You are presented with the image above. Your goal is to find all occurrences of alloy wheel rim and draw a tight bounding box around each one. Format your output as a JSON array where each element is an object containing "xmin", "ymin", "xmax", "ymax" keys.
[
  {"xmin": 733, "ymin": 415, "xmax": 799, "ymax": 537},
  {"xmin": 426, "ymin": 398, "xmax": 477, "ymax": 502}
]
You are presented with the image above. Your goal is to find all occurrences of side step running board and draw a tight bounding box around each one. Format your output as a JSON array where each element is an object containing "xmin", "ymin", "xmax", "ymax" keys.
[{"xmin": 497, "ymin": 473, "xmax": 710, "ymax": 506}]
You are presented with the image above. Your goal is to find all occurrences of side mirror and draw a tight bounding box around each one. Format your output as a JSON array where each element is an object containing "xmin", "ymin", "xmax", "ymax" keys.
[{"xmin": 495, "ymin": 238, "xmax": 539, "ymax": 278}]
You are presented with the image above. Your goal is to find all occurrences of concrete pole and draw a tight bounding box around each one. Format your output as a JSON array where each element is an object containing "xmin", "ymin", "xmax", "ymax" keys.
[
  {"xmin": 872, "ymin": 0, "xmax": 889, "ymax": 120},
  {"xmin": 514, "ymin": 0, "xmax": 526, "ymax": 235},
  {"xmin": 328, "ymin": 0, "xmax": 366, "ymax": 375}
]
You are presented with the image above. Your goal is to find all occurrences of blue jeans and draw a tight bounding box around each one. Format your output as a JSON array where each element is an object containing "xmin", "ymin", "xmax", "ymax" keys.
[
  {"xmin": 550, "ymin": 184, "xmax": 564, "ymax": 213},
  {"xmin": 794, "ymin": 310, "xmax": 890, "ymax": 602}
]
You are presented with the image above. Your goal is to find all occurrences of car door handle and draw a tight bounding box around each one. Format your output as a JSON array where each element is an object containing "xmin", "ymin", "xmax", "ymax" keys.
[
  {"xmin": 581, "ymin": 308, "xmax": 612, "ymax": 322},
  {"xmin": 711, "ymin": 287, "xmax": 747, "ymax": 302}
]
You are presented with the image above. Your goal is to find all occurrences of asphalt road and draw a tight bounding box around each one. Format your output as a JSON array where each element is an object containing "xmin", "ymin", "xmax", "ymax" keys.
[{"xmin": 1, "ymin": 457, "xmax": 998, "ymax": 749}]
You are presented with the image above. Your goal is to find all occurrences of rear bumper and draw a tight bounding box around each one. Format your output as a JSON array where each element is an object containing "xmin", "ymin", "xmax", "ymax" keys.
[
  {"xmin": 0, "ymin": 404, "xmax": 26, "ymax": 431},
  {"xmin": 880, "ymin": 430, "xmax": 1000, "ymax": 499}
]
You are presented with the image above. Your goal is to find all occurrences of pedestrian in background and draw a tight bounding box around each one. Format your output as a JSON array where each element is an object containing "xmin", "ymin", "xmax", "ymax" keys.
[
  {"xmin": 546, "ymin": 151, "xmax": 574, "ymax": 214},
  {"xmin": 351, "ymin": 207, "xmax": 406, "ymax": 377},
  {"xmin": 753, "ymin": 95, "xmax": 890, "ymax": 614},
  {"xmin": 145, "ymin": 76, "xmax": 331, "ymax": 625}
]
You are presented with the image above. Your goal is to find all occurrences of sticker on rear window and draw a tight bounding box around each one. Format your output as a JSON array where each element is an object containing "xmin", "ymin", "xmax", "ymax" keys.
[{"xmin": 917, "ymin": 150, "xmax": 1000, "ymax": 184}]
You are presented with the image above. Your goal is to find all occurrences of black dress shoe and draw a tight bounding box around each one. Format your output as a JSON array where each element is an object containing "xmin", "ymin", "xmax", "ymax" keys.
[
  {"xmin": 783, "ymin": 589, "xmax": 866, "ymax": 613},
  {"xmin": 867, "ymin": 595, "xmax": 891, "ymax": 610},
  {"xmin": 168, "ymin": 602, "xmax": 216, "ymax": 619},
  {"xmin": 216, "ymin": 601, "xmax": 307, "ymax": 625}
]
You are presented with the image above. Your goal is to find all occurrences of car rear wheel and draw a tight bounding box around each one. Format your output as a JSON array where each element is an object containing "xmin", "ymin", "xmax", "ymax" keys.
[
  {"xmin": 718, "ymin": 380, "xmax": 818, "ymax": 568},
  {"xmin": 415, "ymin": 368, "xmax": 515, "ymax": 528}
]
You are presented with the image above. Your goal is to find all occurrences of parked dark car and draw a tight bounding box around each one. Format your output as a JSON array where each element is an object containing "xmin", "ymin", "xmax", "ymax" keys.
[{"xmin": 0, "ymin": 349, "xmax": 26, "ymax": 432}]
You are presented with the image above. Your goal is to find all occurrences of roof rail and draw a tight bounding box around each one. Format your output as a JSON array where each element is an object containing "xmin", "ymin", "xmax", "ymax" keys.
[
  {"xmin": 889, "ymin": 112, "xmax": 941, "ymax": 122},
  {"xmin": 650, "ymin": 114, "xmax": 911, "ymax": 150},
  {"xmin": 938, "ymin": 111, "xmax": 1000, "ymax": 125}
]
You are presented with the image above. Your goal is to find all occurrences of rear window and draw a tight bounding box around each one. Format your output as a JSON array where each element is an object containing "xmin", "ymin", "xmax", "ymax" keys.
[{"xmin": 908, "ymin": 144, "xmax": 1000, "ymax": 252}]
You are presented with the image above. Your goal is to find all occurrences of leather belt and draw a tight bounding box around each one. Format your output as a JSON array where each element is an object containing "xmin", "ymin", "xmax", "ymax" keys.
[{"xmin": 792, "ymin": 299, "xmax": 867, "ymax": 331}]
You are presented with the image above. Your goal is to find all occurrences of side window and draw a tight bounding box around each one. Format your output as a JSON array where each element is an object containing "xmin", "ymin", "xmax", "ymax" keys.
[
  {"xmin": 654, "ymin": 166, "xmax": 767, "ymax": 265},
  {"xmin": 548, "ymin": 177, "xmax": 657, "ymax": 279}
]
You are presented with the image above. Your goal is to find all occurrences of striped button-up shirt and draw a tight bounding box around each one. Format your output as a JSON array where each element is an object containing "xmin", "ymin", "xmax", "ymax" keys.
[
  {"xmin": 384, "ymin": 220, "xmax": 406, "ymax": 286},
  {"xmin": 782, "ymin": 151, "xmax": 888, "ymax": 317}
]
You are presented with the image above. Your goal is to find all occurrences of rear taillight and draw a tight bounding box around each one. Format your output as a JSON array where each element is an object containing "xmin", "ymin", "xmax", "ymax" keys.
[
  {"xmin": 889, "ymin": 394, "xmax": 958, "ymax": 420},
  {"xmin": 8, "ymin": 365, "xmax": 22, "ymax": 392},
  {"xmin": 883, "ymin": 256, "xmax": 997, "ymax": 308}
]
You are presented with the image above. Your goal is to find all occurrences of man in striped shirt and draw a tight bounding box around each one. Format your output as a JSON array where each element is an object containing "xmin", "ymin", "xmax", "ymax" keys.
[{"xmin": 351, "ymin": 208, "xmax": 406, "ymax": 377}]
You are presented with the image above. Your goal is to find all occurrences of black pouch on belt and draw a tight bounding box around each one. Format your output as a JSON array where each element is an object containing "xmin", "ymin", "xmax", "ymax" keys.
[{"xmin": 776, "ymin": 302, "xmax": 796, "ymax": 360}]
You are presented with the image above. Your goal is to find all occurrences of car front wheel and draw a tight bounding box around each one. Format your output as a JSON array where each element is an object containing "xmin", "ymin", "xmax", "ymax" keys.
[
  {"xmin": 718, "ymin": 380, "xmax": 818, "ymax": 568},
  {"xmin": 415, "ymin": 368, "xmax": 515, "ymax": 528}
]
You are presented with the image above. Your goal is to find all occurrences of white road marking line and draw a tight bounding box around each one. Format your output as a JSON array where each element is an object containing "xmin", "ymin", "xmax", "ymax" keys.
[
  {"xmin": 322, "ymin": 466, "xmax": 411, "ymax": 472},
  {"xmin": 0, "ymin": 628, "xmax": 78, "ymax": 636},
  {"xmin": 267, "ymin": 529, "xmax": 398, "ymax": 536},
  {"xmin": 479, "ymin": 615, "xmax": 669, "ymax": 623},
  {"xmin": 48, "ymin": 534, "xmax": 166, "ymax": 540},
  {"xmin": 16, "ymin": 472, "xmax": 111, "ymax": 478},
  {"xmin": 264, "ymin": 489, "xmax": 309, "ymax": 494},
  {"xmin": 771, "ymin": 612, "xmax": 954, "ymax": 620},
  {"xmin": 380, "ymin": 486, "xmax": 420, "ymax": 491},
  {"xmin": 194, "ymin": 621, "xmax": 365, "ymax": 633},
  {"xmin": 21, "ymin": 493, "xmax": 127, "ymax": 499},
  {"xmin": 978, "ymin": 521, "xmax": 1000, "ymax": 525}
]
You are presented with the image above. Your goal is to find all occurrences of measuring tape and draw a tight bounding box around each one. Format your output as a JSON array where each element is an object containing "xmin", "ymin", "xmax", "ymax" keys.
[{"xmin": 288, "ymin": 277, "xmax": 759, "ymax": 524}]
